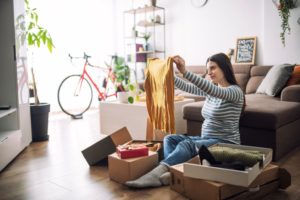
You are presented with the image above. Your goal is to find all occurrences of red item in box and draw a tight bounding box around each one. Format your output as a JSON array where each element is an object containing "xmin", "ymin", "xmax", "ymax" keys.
[{"xmin": 117, "ymin": 145, "xmax": 149, "ymax": 159}]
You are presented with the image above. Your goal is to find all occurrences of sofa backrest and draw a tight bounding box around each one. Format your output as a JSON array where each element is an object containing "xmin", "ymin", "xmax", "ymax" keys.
[
  {"xmin": 232, "ymin": 65, "xmax": 251, "ymax": 93},
  {"xmin": 245, "ymin": 65, "xmax": 272, "ymax": 94},
  {"xmin": 182, "ymin": 64, "xmax": 252, "ymax": 93}
]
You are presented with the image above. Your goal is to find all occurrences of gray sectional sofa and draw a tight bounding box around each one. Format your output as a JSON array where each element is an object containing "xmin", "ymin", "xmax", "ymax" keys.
[{"xmin": 181, "ymin": 64, "xmax": 300, "ymax": 161}]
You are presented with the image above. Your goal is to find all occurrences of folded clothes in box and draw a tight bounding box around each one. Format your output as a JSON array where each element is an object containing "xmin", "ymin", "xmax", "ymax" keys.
[{"xmin": 117, "ymin": 142, "xmax": 149, "ymax": 159}]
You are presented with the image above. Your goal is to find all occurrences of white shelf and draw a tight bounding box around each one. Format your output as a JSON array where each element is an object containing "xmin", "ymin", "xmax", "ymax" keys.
[
  {"xmin": 137, "ymin": 21, "xmax": 164, "ymax": 27},
  {"xmin": 124, "ymin": 6, "xmax": 164, "ymax": 14},
  {"xmin": 0, "ymin": 108, "xmax": 16, "ymax": 119},
  {"xmin": 136, "ymin": 50, "xmax": 165, "ymax": 54}
]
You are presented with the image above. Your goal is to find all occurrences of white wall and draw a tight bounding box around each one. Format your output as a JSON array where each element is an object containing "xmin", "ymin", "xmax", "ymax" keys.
[
  {"xmin": 115, "ymin": 0, "xmax": 300, "ymax": 65},
  {"xmin": 30, "ymin": 0, "xmax": 300, "ymax": 112},
  {"xmin": 115, "ymin": 0, "xmax": 264, "ymax": 65},
  {"xmin": 263, "ymin": 0, "xmax": 300, "ymax": 64}
]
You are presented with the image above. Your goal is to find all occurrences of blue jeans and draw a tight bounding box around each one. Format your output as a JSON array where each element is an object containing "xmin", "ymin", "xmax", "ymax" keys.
[{"xmin": 161, "ymin": 134, "xmax": 232, "ymax": 166}]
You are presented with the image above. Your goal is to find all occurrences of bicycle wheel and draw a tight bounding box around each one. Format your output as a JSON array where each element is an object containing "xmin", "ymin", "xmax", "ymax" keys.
[{"xmin": 57, "ymin": 74, "xmax": 93, "ymax": 116}]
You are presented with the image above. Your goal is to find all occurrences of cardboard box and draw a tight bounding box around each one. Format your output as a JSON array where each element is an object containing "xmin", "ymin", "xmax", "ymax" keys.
[
  {"xmin": 170, "ymin": 157, "xmax": 280, "ymax": 200},
  {"xmin": 184, "ymin": 143, "xmax": 273, "ymax": 187},
  {"xmin": 81, "ymin": 127, "xmax": 163, "ymax": 165},
  {"xmin": 81, "ymin": 127, "xmax": 132, "ymax": 165},
  {"xmin": 116, "ymin": 144, "xmax": 148, "ymax": 159},
  {"xmin": 108, "ymin": 151, "xmax": 158, "ymax": 184}
]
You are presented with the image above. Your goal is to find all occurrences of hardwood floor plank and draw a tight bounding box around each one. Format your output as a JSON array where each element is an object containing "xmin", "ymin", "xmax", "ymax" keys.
[{"xmin": 0, "ymin": 109, "xmax": 299, "ymax": 200}]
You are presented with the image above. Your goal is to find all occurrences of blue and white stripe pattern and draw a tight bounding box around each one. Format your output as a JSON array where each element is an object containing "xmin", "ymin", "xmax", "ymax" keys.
[{"xmin": 174, "ymin": 71, "xmax": 244, "ymax": 144}]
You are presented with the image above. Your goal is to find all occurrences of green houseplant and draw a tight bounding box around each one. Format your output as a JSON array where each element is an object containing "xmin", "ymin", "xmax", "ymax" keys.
[
  {"xmin": 111, "ymin": 56, "xmax": 138, "ymax": 103},
  {"xmin": 143, "ymin": 32, "xmax": 151, "ymax": 51},
  {"xmin": 16, "ymin": 0, "xmax": 55, "ymax": 141},
  {"xmin": 275, "ymin": 0, "xmax": 297, "ymax": 46}
]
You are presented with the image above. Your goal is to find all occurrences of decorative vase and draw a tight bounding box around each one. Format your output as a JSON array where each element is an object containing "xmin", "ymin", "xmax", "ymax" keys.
[{"xmin": 144, "ymin": 43, "xmax": 151, "ymax": 51}]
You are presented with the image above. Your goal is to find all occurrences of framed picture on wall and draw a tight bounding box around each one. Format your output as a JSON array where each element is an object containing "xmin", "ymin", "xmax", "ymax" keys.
[{"xmin": 234, "ymin": 37, "xmax": 257, "ymax": 65}]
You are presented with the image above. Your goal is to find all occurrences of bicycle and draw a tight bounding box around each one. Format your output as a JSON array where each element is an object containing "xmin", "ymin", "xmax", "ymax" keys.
[{"xmin": 57, "ymin": 53, "xmax": 121, "ymax": 119}]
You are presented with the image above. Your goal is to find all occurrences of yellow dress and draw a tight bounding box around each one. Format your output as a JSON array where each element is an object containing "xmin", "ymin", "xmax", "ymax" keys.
[{"xmin": 144, "ymin": 57, "xmax": 175, "ymax": 135}]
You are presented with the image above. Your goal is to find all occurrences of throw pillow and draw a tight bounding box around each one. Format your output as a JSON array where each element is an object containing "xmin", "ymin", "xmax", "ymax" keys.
[
  {"xmin": 286, "ymin": 65, "xmax": 300, "ymax": 86},
  {"xmin": 256, "ymin": 64, "xmax": 295, "ymax": 96}
]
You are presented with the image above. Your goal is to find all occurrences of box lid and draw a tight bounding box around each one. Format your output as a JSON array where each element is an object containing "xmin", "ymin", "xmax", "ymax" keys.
[
  {"xmin": 81, "ymin": 127, "xmax": 132, "ymax": 165},
  {"xmin": 110, "ymin": 127, "xmax": 132, "ymax": 146},
  {"xmin": 183, "ymin": 143, "xmax": 273, "ymax": 187}
]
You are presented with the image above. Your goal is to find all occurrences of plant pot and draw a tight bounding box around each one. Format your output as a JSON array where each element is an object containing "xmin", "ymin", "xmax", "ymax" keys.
[
  {"xmin": 117, "ymin": 91, "xmax": 129, "ymax": 103},
  {"xmin": 30, "ymin": 103, "xmax": 50, "ymax": 142}
]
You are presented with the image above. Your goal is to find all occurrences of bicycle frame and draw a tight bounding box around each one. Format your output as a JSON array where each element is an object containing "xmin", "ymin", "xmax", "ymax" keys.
[{"xmin": 75, "ymin": 58, "xmax": 117, "ymax": 101}]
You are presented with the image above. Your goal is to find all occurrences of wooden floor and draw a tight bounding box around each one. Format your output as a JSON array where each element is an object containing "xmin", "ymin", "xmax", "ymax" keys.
[{"xmin": 0, "ymin": 109, "xmax": 299, "ymax": 200}]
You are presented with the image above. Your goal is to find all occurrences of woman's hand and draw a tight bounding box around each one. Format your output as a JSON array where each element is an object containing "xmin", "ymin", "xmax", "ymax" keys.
[{"xmin": 173, "ymin": 55, "xmax": 186, "ymax": 74}]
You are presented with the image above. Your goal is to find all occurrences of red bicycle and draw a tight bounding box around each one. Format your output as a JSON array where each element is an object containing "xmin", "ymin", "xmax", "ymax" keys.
[{"xmin": 57, "ymin": 53, "xmax": 121, "ymax": 119}]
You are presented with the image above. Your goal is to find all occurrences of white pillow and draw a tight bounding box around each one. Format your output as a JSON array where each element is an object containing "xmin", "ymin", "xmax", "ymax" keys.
[{"xmin": 256, "ymin": 64, "xmax": 294, "ymax": 96}]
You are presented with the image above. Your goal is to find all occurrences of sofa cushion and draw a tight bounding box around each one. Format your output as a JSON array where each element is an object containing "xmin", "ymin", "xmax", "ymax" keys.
[
  {"xmin": 286, "ymin": 65, "xmax": 300, "ymax": 86},
  {"xmin": 241, "ymin": 94, "xmax": 300, "ymax": 130},
  {"xmin": 232, "ymin": 64, "xmax": 251, "ymax": 93},
  {"xmin": 246, "ymin": 66, "xmax": 272, "ymax": 94},
  {"xmin": 256, "ymin": 64, "xmax": 294, "ymax": 96}
]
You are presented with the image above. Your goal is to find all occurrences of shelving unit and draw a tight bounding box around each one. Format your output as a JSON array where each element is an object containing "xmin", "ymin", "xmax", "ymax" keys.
[
  {"xmin": 0, "ymin": 108, "xmax": 17, "ymax": 119},
  {"xmin": 123, "ymin": 5, "xmax": 166, "ymax": 81},
  {"xmin": 0, "ymin": 0, "xmax": 32, "ymax": 171}
]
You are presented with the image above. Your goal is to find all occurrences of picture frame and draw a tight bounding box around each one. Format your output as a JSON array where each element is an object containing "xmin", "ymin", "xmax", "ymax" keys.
[{"xmin": 234, "ymin": 37, "xmax": 257, "ymax": 65}]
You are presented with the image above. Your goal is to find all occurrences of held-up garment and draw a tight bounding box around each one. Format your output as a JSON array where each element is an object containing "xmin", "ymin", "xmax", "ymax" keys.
[{"xmin": 144, "ymin": 57, "xmax": 175, "ymax": 134}]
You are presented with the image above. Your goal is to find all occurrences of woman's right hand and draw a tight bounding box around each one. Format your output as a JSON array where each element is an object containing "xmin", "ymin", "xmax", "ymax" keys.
[{"xmin": 173, "ymin": 55, "xmax": 186, "ymax": 74}]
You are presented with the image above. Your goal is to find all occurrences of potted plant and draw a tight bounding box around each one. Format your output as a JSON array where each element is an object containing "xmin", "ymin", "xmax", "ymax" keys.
[
  {"xmin": 274, "ymin": 0, "xmax": 297, "ymax": 46},
  {"xmin": 143, "ymin": 32, "xmax": 151, "ymax": 51},
  {"xmin": 111, "ymin": 56, "xmax": 139, "ymax": 104},
  {"xmin": 16, "ymin": 0, "xmax": 55, "ymax": 141}
]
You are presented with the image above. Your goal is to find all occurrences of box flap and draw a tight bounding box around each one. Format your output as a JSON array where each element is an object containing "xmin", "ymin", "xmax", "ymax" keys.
[
  {"xmin": 81, "ymin": 134, "xmax": 115, "ymax": 165},
  {"xmin": 248, "ymin": 164, "xmax": 279, "ymax": 187},
  {"xmin": 108, "ymin": 152, "xmax": 158, "ymax": 184},
  {"xmin": 110, "ymin": 127, "xmax": 132, "ymax": 146}
]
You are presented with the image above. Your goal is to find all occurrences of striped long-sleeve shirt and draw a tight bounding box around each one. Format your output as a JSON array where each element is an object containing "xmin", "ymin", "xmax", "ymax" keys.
[{"xmin": 174, "ymin": 71, "xmax": 244, "ymax": 144}]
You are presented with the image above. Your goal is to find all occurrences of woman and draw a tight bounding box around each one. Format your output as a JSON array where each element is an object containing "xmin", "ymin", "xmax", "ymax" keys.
[{"xmin": 126, "ymin": 53, "xmax": 245, "ymax": 188}]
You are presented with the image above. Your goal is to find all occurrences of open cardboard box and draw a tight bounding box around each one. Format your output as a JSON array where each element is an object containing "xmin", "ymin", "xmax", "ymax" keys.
[
  {"xmin": 183, "ymin": 143, "xmax": 273, "ymax": 187},
  {"xmin": 170, "ymin": 156, "xmax": 282, "ymax": 200},
  {"xmin": 81, "ymin": 127, "xmax": 163, "ymax": 165},
  {"xmin": 108, "ymin": 151, "xmax": 158, "ymax": 184}
]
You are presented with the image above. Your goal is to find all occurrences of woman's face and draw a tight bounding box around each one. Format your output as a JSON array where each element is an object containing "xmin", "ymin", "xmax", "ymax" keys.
[{"xmin": 206, "ymin": 61, "xmax": 226, "ymax": 85}]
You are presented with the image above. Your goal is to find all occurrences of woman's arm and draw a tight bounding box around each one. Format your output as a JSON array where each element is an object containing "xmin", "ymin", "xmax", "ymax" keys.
[
  {"xmin": 173, "ymin": 55, "xmax": 243, "ymax": 102},
  {"xmin": 174, "ymin": 76, "xmax": 206, "ymax": 96},
  {"xmin": 183, "ymin": 71, "xmax": 243, "ymax": 102}
]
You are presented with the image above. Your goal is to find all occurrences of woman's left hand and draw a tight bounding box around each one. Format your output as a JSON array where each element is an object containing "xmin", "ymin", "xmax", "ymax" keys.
[{"xmin": 173, "ymin": 55, "xmax": 187, "ymax": 74}]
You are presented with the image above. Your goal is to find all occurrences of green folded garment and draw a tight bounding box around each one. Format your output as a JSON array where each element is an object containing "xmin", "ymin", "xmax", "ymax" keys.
[{"xmin": 209, "ymin": 146, "xmax": 264, "ymax": 167}]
